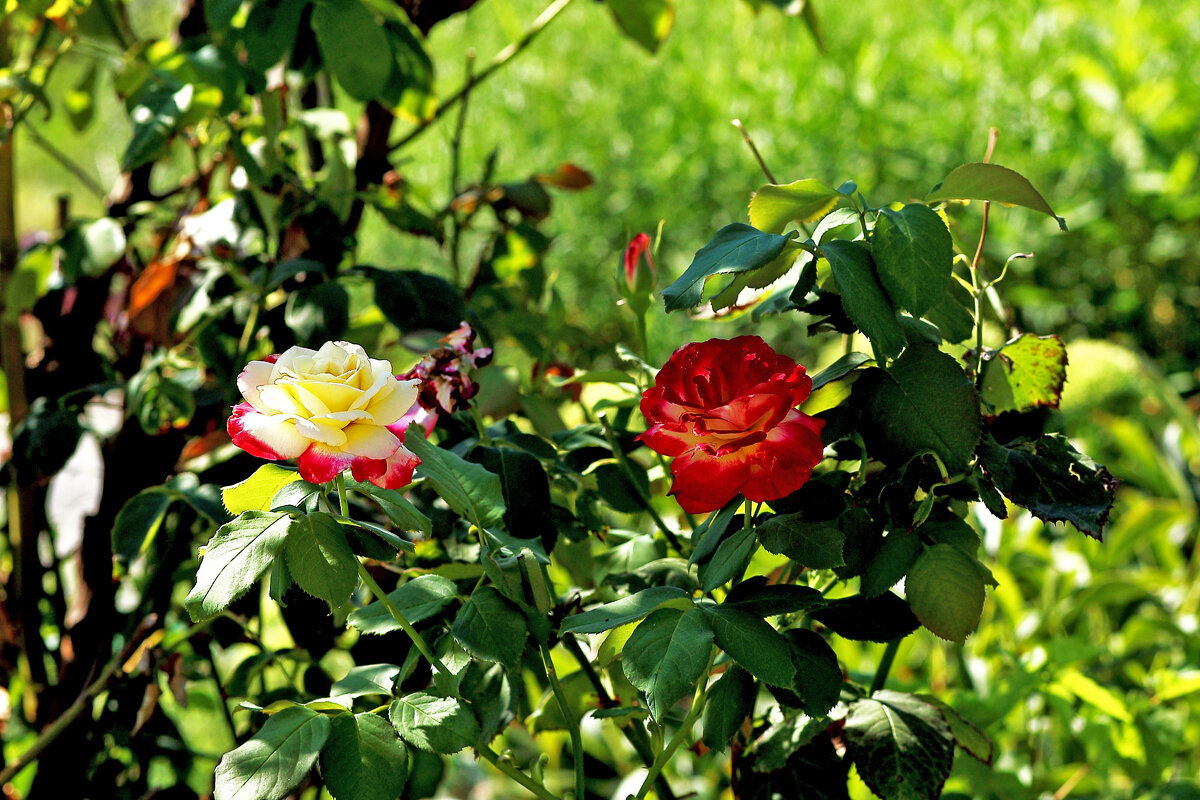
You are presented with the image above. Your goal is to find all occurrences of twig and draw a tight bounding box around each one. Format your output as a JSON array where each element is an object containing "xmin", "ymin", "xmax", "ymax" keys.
[
  {"xmin": 448, "ymin": 50, "xmax": 475, "ymax": 287},
  {"xmin": 540, "ymin": 643, "xmax": 585, "ymax": 799},
  {"xmin": 0, "ymin": 616, "xmax": 159, "ymax": 786},
  {"xmin": 869, "ymin": 639, "xmax": 901, "ymax": 694},
  {"xmin": 389, "ymin": 0, "xmax": 575, "ymax": 154},
  {"xmin": 478, "ymin": 744, "xmax": 562, "ymax": 800},
  {"xmin": 732, "ymin": 119, "xmax": 777, "ymax": 184}
]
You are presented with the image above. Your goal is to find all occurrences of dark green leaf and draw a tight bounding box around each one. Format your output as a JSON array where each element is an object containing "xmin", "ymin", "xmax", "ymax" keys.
[
  {"xmin": 389, "ymin": 692, "xmax": 479, "ymax": 754},
  {"xmin": 240, "ymin": 0, "xmax": 307, "ymax": 73},
  {"xmin": 689, "ymin": 500, "xmax": 743, "ymax": 565},
  {"xmin": 905, "ymin": 544, "xmax": 990, "ymax": 644},
  {"xmin": 843, "ymin": 691, "xmax": 955, "ymax": 800},
  {"xmin": 980, "ymin": 333, "xmax": 1068, "ymax": 416},
  {"xmin": 702, "ymin": 664, "xmax": 756, "ymax": 751},
  {"xmin": 379, "ymin": 21, "xmax": 435, "ymax": 122},
  {"xmin": 852, "ymin": 343, "xmax": 982, "ymax": 473},
  {"xmin": 322, "ymin": 713, "xmax": 409, "ymax": 800},
  {"xmin": 592, "ymin": 460, "xmax": 650, "ymax": 514},
  {"xmin": 926, "ymin": 162, "xmax": 1067, "ymax": 231},
  {"xmin": 560, "ymin": 586, "xmax": 690, "ymax": 634},
  {"xmin": 122, "ymin": 83, "xmax": 192, "ymax": 171},
  {"xmin": 11, "ymin": 398, "xmax": 83, "ymax": 484},
  {"xmin": 976, "ymin": 434, "xmax": 1117, "ymax": 539},
  {"xmin": 757, "ymin": 514, "xmax": 845, "ymax": 569},
  {"xmin": 725, "ymin": 577, "xmax": 823, "ymax": 617},
  {"xmin": 749, "ymin": 179, "xmax": 840, "ymax": 233},
  {"xmin": 348, "ymin": 574, "xmax": 458, "ymax": 635},
  {"xmin": 213, "ymin": 706, "xmax": 330, "ymax": 800},
  {"xmin": 405, "ymin": 427, "xmax": 506, "ymax": 530},
  {"xmin": 284, "ymin": 282, "xmax": 349, "ymax": 348},
  {"xmin": 700, "ymin": 523, "xmax": 758, "ymax": 591},
  {"xmin": 360, "ymin": 268, "xmax": 467, "ymax": 334},
  {"xmin": 747, "ymin": 711, "xmax": 830, "ymax": 773},
  {"xmin": 186, "ymin": 511, "xmax": 294, "ymax": 621},
  {"xmin": 917, "ymin": 511, "xmax": 980, "ymax": 555},
  {"xmin": 823, "ymin": 240, "xmax": 907, "ymax": 361},
  {"xmin": 607, "ymin": 0, "xmax": 675, "ymax": 53},
  {"xmin": 345, "ymin": 477, "xmax": 432, "ymax": 536},
  {"xmin": 704, "ymin": 605, "xmax": 795, "ymax": 687},
  {"xmin": 283, "ymin": 513, "xmax": 358, "ymax": 609},
  {"xmin": 923, "ymin": 288, "xmax": 975, "ymax": 344},
  {"xmin": 451, "ymin": 587, "xmax": 528, "ymax": 669},
  {"xmin": 811, "ymin": 352, "xmax": 871, "ymax": 390},
  {"xmin": 622, "ymin": 608, "xmax": 714, "ymax": 720},
  {"xmin": 871, "ymin": 204, "xmax": 953, "ymax": 317},
  {"xmin": 860, "ymin": 530, "xmax": 923, "ymax": 597},
  {"xmin": 914, "ymin": 695, "xmax": 993, "ymax": 765},
  {"xmin": 788, "ymin": 629, "xmax": 841, "ymax": 717},
  {"xmin": 662, "ymin": 224, "xmax": 790, "ymax": 312},
  {"xmin": 472, "ymin": 446, "xmax": 555, "ymax": 543},
  {"xmin": 113, "ymin": 489, "xmax": 174, "ymax": 562},
  {"xmin": 808, "ymin": 593, "xmax": 919, "ymax": 643},
  {"xmin": 313, "ymin": 0, "xmax": 392, "ymax": 101},
  {"xmin": 459, "ymin": 662, "xmax": 516, "ymax": 743}
]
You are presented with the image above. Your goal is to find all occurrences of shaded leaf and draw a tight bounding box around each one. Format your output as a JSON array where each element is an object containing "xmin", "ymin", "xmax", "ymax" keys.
[
  {"xmin": 926, "ymin": 162, "xmax": 1067, "ymax": 231},
  {"xmin": 823, "ymin": 240, "xmax": 906, "ymax": 361},
  {"xmin": 451, "ymin": 587, "xmax": 528, "ymax": 669},
  {"xmin": 860, "ymin": 530, "xmax": 923, "ymax": 597},
  {"xmin": 186, "ymin": 511, "xmax": 293, "ymax": 621},
  {"xmin": 702, "ymin": 664, "xmax": 756, "ymax": 751},
  {"xmin": 905, "ymin": 544, "xmax": 991, "ymax": 644},
  {"xmin": 844, "ymin": 691, "xmax": 955, "ymax": 800},
  {"xmin": 313, "ymin": 0, "xmax": 392, "ymax": 102},
  {"xmin": 724, "ymin": 577, "xmax": 823, "ymax": 617},
  {"xmin": 662, "ymin": 224, "xmax": 790, "ymax": 312},
  {"xmin": 757, "ymin": 514, "xmax": 845, "ymax": 569},
  {"xmin": 283, "ymin": 512, "xmax": 359, "ymax": 609},
  {"xmin": 622, "ymin": 607, "xmax": 714, "ymax": 720},
  {"xmin": 704, "ymin": 605, "xmax": 795, "ymax": 687},
  {"xmin": 331, "ymin": 664, "xmax": 401, "ymax": 698},
  {"xmin": 405, "ymin": 427, "xmax": 506, "ymax": 529},
  {"xmin": 214, "ymin": 706, "xmax": 330, "ymax": 800},
  {"xmin": 788, "ymin": 629, "xmax": 841, "ymax": 717},
  {"xmin": 562, "ymin": 586, "xmax": 691, "ymax": 634},
  {"xmin": 322, "ymin": 713, "xmax": 408, "ymax": 800},
  {"xmin": 808, "ymin": 593, "xmax": 919, "ymax": 643},
  {"xmin": 872, "ymin": 204, "xmax": 953, "ymax": 317},
  {"xmin": 607, "ymin": 0, "xmax": 675, "ymax": 53}
]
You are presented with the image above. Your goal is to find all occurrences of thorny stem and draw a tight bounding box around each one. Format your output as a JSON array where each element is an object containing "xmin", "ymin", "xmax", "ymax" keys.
[
  {"xmin": 598, "ymin": 413, "xmax": 684, "ymax": 554},
  {"xmin": 390, "ymin": 0, "xmax": 575, "ymax": 154},
  {"xmin": 540, "ymin": 643, "xmax": 586, "ymax": 800},
  {"xmin": 478, "ymin": 744, "xmax": 562, "ymax": 800}
]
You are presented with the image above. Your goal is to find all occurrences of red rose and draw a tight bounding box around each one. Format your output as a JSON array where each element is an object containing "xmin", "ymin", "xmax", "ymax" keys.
[{"xmin": 637, "ymin": 336, "xmax": 825, "ymax": 514}]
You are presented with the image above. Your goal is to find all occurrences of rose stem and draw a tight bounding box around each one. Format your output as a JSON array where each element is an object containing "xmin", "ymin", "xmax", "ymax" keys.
[
  {"xmin": 540, "ymin": 643, "xmax": 586, "ymax": 800},
  {"xmin": 477, "ymin": 744, "xmax": 562, "ymax": 800},
  {"xmin": 969, "ymin": 127, "xmax": 999, "ymax": 386},
  {"xmin": 561, "ymin": 635, "xmax": 679, "ymax": 800},
  {"xmin": 634, "ymin": 650, "xmax": 716, "ymax": 800},
  {"xmin": 869, "ymin": 639, "xmax": 902, "ymax": 695},
  {"xmin": 335, "ymin": 475, "xmax": 454, "ymax": 678},
  {"xmin": 597, "ymin": 413, "xmax": 684, "ymax": 554}
]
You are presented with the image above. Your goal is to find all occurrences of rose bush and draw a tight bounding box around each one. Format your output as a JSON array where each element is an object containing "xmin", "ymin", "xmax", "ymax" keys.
[
  {"xmin": 638, "ymin": 335, "xmax": 826, "ymax": 513},
  {"xmin": 228, "ymin": 340, "xmax": 422, "ymax": 488}
]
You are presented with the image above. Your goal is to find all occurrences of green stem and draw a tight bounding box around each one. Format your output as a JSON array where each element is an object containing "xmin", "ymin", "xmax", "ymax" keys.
[
  {"xmin": 335, "ymin": 474, "xmax": 351, "ymax": 517},
  {"xmin": 634, "ymin": 652, "xmax": 714, "ymax": 800},
  {"xmin": 598, "ymin": 413, "xmax": 684, "ymax": 554},
  {"xmin": 478, "ymin": 744, "xmax": 562, "ymax": 800},
  {"xmin": 869, "ymin": 639, "xmax": 901, "ymax": 695},
  {"xmin": 354, "ymin": 560, "xmax": 452, "ymax": 677},
  {"xmin": 389, "ymin": 0, "xmax": 575, "ymax": 154},
  {"xmin": 540, "ymin": 644, "xmax": 586, "ymax": 800}
]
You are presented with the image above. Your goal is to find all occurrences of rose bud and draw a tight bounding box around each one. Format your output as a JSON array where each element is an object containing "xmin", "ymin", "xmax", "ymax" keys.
[
  {"xmin": 228, "ymin": 341, "xmax": 422, "ymax": 489},
  {"xmin": 618, "ymin": 232, "xmax": 656, "ymax": 314},
  {"xmin": 638, "ymin": 336, "xmax": 825, "ymax": 514}
]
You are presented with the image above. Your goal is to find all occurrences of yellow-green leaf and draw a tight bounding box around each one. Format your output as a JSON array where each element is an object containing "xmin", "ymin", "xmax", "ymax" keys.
[{"xmin": 223, "ymin": 464, "xmax": 303, "ymax": 514}]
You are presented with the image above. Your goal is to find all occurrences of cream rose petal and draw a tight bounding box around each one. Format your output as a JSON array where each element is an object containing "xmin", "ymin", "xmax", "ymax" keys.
[
  {"xmin": 363, "ymin": 378, "xmax": 418, "ymax": 425},
  {"xmin": 237, "ymin": 360, "xmax": 276, "ymax": 408},
  {"xmin": 294, "ymin": 417, "xmax": 349, "ymax": 447},
  {"xmin": 257, "ymin": 384, "xmax": 307, "ymax": 416}
]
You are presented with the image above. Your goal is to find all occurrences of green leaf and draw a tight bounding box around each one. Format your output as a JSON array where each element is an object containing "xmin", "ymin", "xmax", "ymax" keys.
[
  {"xmin": 917, "ymin": 511, "xmax": 980, "ymax": 555},
  {"xmin": 811, "ymin": 352, "xmax": 871, "ymax": 390},
  {"xmin": 861, "ymin": 530, "xmax": 923, "ymax": 597},
  {"xmin": 823, "ymin": 240, "xmax": 907, "ymax": 361},
  {"xmin": 348, "ymin": 574, "xmax": 458, "ymax": 635},
  {"xmin": 704, "ymin": 605, "xmax": 795, "ymax": 687},
  {"xmin": 757, "ymin": 514, "xmax": 845, "ymax": 569},
  {"xmin": 871, "ymin": 204, "xmax": 954, "ymax": 317},
  {"xmin": 560, "ymin": 586, "xmax": 691, "ymax": 634},
  {"xmin": 451, "ymin": 587, "xmax": 528, "ymax": 669},
  {"xmin": 404, "ymin": 427, "xmax": 506, "ymax": 530},
  {"xmin": 240, "ymin": 0, "xmax": 308, "ymax": 73},
  {"xmin": 788, "ymin": 629, "xmax": 841, "ymax": 717},
  {"xmin": 980, "ymin": 333, "xmax": 1068, "ymax": 415},
  {"xmin": 923, "ymin": 288, "xmax": 975, "ymax": 344},
  {"xmin": 283, "ymin": 512, "xmax": 359, "ymax": 609},
  {"xmin": 976, "ymin": 434, "xmax": 1117, "ymax": 539},
  {"xmin": 843, "ymin": 691, "xmax": 955, "ymax": 800},
  {"xmin": 724, "ymin": 577, "xmax": 823, "ymax": 617},
  {"xmin": 808, "ymin": 593, "xmax": 920, "ymax": 643},
  {"xmin": 700, "ymin": 524, "xmax": 759, "ymax": 591},
  {"xmin": 1055, "ymin": 667, "xmax": 1134, "ymax": 722},
  {"xmin": 186, "ymin": 511, "xmax": 293, "ymax": 621},
  {"xmin": 702, "ymin": 664, "xmax": 755, "ymax": 751},
  {"xmin": 904, "ymin": 544, "xmax": 990, "ymax": 644},
  {"xmin": 914, "ymin": 695, "xmax": 993, "ymax": 764},
  {"xmin": 113, "ymin": 489, "xmax": 174, "ymax": 561},
  {"xmin": 379, "ymin": 21, "xmax": 436, "ymax": 122},
  {"xmin": 852, "ymin": 343, "xmax": 982, "ymax": 473},
  {"xmin": 607, "ymin": 0, "xmax": 675, "ymax": 53},
  {"xmin": 331, "ymin": 664, "xmax": 400, "ymax": 698},
  {"xmin": 122, "ymin": 83, "xmax": 193, "ymax": 171},
  {"xmin": 389, "ymin": 692, "xmax": 479, "ymax": 754},
  {"xmin": 748, "ymin": 711, "xmax": 830, "ymax": 772},
  {"xmin": 322, "ymin": 712, "xmax": 408, "ymax": 800},
  {"xmin": 224, "ymin": 464, "xmax": 303, "ymax": 515},
  {"xmin": 313, "ymin": 0, "xmax": 392, "ymax": 101},
  {"xmin": 622, "ymin": 607, "xmax": 714, "ymax": 720},
  {"xmin": 213, "ymin": 706, "xmax": 331, "ymax": 800},
  {"xmin": 926, "ymin": 162, "xmax": 1067, "ymax": 231},
  {"xmin": 345, "ymin": 477, "xmax": 432, "ymax": 536},
  {"xmin": 689, "ymin": 500, "xmax": 742, "ymax": 565},
  {"xmin": 662, "ymin": 224, "xmax": 791, "ymax": 312},
  {"xmin": 749, "ymin": 179, "xmax": 840, "ymax": 233},
  {"xmin": 359, "ymin": 268, "xmax": 467, "ymax": 335}
]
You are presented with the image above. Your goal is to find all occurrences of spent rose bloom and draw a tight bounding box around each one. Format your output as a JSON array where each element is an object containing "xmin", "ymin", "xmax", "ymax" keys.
[
  {"xmin": 400, "ymin": 322, "xmax": 493, "ymax": 419},
  {"xmin": 228, "ymin": 341, "xmax": 422, "ymax": 489},
  {"xmin": 637, "ymin": 336, "xmax": 825, "ymax": 514}
]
